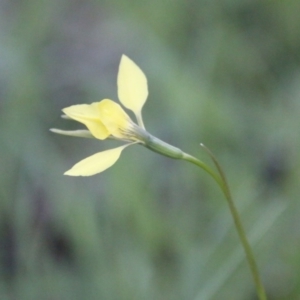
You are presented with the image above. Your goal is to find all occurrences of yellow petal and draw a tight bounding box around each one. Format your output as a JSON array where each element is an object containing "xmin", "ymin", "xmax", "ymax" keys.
[
  {"xmin": 117, "ymin": 55, "xmax": 148, "ymax": 116},
  {"xmin": 97, "ymin": 99, "xmax": 133, "ymax": 139},
  {"xmin": 64, "ymin": 144, "xmax": 131, "ymax": 176},
  {"xmin": 62, "ymin": 103, "xmax": 110, "ymax": 140}
]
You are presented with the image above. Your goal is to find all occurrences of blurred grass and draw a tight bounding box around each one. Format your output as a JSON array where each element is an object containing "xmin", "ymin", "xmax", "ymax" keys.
[{"xmin": 1, "ymin": 0, "xmax": 300, "ymax": 299}]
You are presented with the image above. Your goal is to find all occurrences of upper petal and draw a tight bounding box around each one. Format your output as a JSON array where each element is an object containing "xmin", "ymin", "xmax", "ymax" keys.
[
  {"xmin": 117, "ymin": 55, "xmax": 148, "ymax": 116},
  {"xmin": 64, "ymin": 144, "xmax": 131, "ymax": 176},
  {"xmin": 62, "ymin": 103, "xmax": 110, "ymax": 140}
]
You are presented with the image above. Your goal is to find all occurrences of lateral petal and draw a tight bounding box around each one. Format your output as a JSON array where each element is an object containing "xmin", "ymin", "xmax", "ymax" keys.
[
  {"xmin": 64, "ymin": 144, "xmax": 131, "ymax": 176},
  {"xmin": 117, "ymin": 55, "xmax": 148, "ymax": 117},
  {"xmin": 62, "ymin": 103, "xmax": 110, "ymax": 140},
  {"xmin": 50, "ymin": 128, "xmax": 94, "ymax": 138}
]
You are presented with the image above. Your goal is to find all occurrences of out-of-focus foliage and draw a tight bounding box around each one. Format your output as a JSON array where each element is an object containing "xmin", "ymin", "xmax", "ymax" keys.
[{"xmin": 0, "ymin": 0, "xmax": 300, "ymax": 299}]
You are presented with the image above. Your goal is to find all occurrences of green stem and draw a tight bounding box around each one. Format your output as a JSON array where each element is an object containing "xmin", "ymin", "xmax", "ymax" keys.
[
  {"xmin": 183, "ymin": 145, "xmax": 267, "ymax": 300},
  {"xmin": 142, "ymin": 132, "xmax": 266, "ymax": 298},
  {"xmin": 182, "ymin": 153, "xmax": 224, "ymax": 191}
]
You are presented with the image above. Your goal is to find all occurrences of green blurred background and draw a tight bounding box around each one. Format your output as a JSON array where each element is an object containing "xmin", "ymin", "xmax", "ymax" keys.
[{"xmin": 1, "ymin": 0, "xmax": 300, "ymax": 299}]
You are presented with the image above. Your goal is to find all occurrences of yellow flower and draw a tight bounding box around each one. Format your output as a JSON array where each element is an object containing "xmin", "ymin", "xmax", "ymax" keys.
[{"xmin": 51, "ymin": 55, "xmax": 149, "ymax": 176}]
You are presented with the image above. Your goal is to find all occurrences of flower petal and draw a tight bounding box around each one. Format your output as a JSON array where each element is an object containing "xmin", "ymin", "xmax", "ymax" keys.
[
  {"xmin": 64, "ymin": 144, "xmax": 131, "ymax": 176},
  {"xmin": 97, "ymin": 99, "xmax": 133, "ymax": 139},
  {"xmin": 62, "ymin": 103, "xmax": 110, "ymax": 140},
  {"xmin": 50, "ymin": 128, "xmax": 94, "ymax": 138},
  {"xmin": 61, "ymin": 114, "xmax": 72, "ymax": 120},
  {"xmin": 117, "ymin": 55, "xmax": 148, "ymax": 117}
]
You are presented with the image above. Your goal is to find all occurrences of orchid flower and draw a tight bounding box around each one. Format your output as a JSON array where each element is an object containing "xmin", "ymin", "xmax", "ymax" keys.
[{"xmin": 51, "ymin": 55, "xmax": 182, "ymax": 176}]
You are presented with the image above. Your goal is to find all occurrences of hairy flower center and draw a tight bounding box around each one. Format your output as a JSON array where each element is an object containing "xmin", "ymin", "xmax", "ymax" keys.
[{"xmin": 97, "ymin": 99, "xmax": 136, "ymax": 140}]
